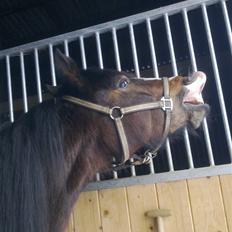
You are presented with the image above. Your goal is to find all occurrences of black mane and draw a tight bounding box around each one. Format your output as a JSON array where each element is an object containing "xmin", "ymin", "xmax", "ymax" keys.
[{"xmin": 0, "ymin": 100, "xmax": 67, "ymax": 232}]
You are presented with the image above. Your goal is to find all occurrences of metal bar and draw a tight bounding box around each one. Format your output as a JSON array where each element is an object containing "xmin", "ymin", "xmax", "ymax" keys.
[
  {"xmin": 164, "ymin": 13, "xmax": 191, "ymax": 171},
  {"xmin": 96, "ymin": 173, "xmax": 101, "ymax": 181},
  {"xmin": 0, "ymin": 0, "xmax": 220, "ymax": 58},
  {"xmin": 144, "ymin": 17, "xmax": 157, "ymax": 174},
  {"xmin": 165, "ymin": 140, "xmax": 174, "ymax": 171},
  {"xmin": 182, "ymin": 9, "xmax": 197, "ymax": 71},
  {"xmin": 34, "ymin": 48, "xmax": 43, "ymax": 103},
  {"xmin": 130, "ymin": 160, "xmax": 136, "ymax": 177},
  {"xmin": 112, "ymin": 27, "xmax": 121, "ymax": 71},
  {"xmin": 112, "ymin": 158, "xmax": 118, "ymax": 179},
  {"xmin": 202, "ymin": 3, "xmax": 232, "ymax": 160},
  {"xmin": 146, "ymin": 18, "xmax": 159, "ymax": 78},
  {"xmin": 79, "ymin": 36, "xmax": 87, "ymax": 70},
  {"xmin": 20, "ymin": 52, "xmax": 28, "ymax": 113},
  {"xmin": 182, "ymin": 8, "xmax": 214, "ymax": 166},
  {"xmin": 221, "ymin": 0, "xmax": 232, "ymax": 57},
  {"xmin": 111, "ymin": 28, "xmax": 123, "ymax": 178},
  {"xmin": 95, "ymin": 31, "xmax": 105, "ymax": 180},
  {"xmin": 113, "ymin": 169, "xmax": 118, "ymax": 179},
  {"xmin": 85, "ymin": 163, "xmax": 232, "ymax": 191},
  {"xmin": 148, "ymin": 159, "xmax": 155, "ymax": 175},
  {"xmin": 129, "ymin": 23, "xmax": 140, "ymax": 78},
  {"xmin": 49, "ymin": 43, "xmax": 57, "ymax": 86},
  {"xmin": 183, "ymin": 128, "xmax": 194, "ymax": 168},
  {"xmin": 164, "ymin": 13, "xmax": 178, "ymax": 75},
  {"xmin": 128, "ymin": 23, "xmax": 141, "ymax": 176},
  {"xmin": 64, "ymin": 39, "xmax": 70, "ymax": 57},
  {"xmin": 112, "ymin": 25, "xmax": 141, "ymax": 176},
  {"xmin": 95, "ymin": 32, "xmax": 104, "ymax": 69},
  {"xmin": 6, "ymin": 55, "xmax": 14, "ymax": 122}
]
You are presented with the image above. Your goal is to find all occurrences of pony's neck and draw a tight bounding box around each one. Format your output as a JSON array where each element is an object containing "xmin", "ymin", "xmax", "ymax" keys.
[{"xmin": 50, "ymin": 103, "xmax": 114, "ymax": 232}]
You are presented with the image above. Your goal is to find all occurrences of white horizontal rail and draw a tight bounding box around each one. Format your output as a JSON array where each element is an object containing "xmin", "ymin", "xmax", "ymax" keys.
[{"xmin": 85, "ymin": 164, "xmax": 232, "ymax": 191}]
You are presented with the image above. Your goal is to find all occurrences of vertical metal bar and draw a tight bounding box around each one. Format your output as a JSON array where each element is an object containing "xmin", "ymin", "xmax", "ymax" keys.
[
  {"xmin": 112, "ymin": 27, "xmax": 121, "ymax": 72},
  {"xmin": 113, "ymin": 171, "xmax": 118, "ymax": 179},
  {"xmin": 79, "ymin": 35, "xmax": 101, "ymax": 180},
  {"xmin": 146, "ymin": 18, "xmax": 159, "ymax": 79},
  {"xmin": 129, "ymin": 23, "xmax": 140, "ymax": 78},
  {"xmin": 182, "ymin": 9, "xmax": 197, "ymax": 72},
  {"xmin": 221, "ymin": 0, "xmax": 232, "ymax": 57},
  {"xmin": 20, "ymin": 52, "xmax": 28, "ymax": 113},
  {"xmin": 111, "ymin": 29, "xmax": 124, "ymax": 178},
  {"xmin": 128, "ymin": 23, "xmax": 139, "ymax": 176},
  {"xmin": 130, "ymin": 161, "xmax": 136, "ymax": 177},
  {"xmin": 164, "ymin": 13, "xmax": 190, "ymax": 170},
  {"xmin": 148, "ymin": 159, "xmax": 155, "ymax": 175},
  {"xmin": 64, "ymin": 39, "xmax": 69, "ymax": 57},
  {"xmin": 6, "ymin": 55, "xmax": 14, "ymax": 122},
  {"xmin": 95, "ymin": 32, "xmax": 104, "ymax": 69},
  {"xmin": 49, "ymin": 43, "xmax": 57, "ymax": 86},
  {"xmin": 145, "ymin": 17, "xmax": 159, "ymax": 174},
  {"xmin": 202, "ymin": 3, "xmax": 232, "ymax": 161},
  {"xmin": 164, "ymin": 14, "xmax": 178, "ymax": 74},
  {"xmin": 80, "ymin": 36, "xmax": 87, "ymax": 70},
  {"xmin": 165, "ymin": 140, "xmax": 174, "ymax": 172},
  {"xmin": 112, "ymin": 158, "xmax": 118, "ymax": 179},
  {"xmin": 95, "ymin": 31, "xmax": 105, "ymax": 180},
  {"xmin": 96, "ymin": 173, "xmax": 101, "ymax": 181},
  {"xmin": 182, "ymin": 8, "xmax": 214, "ymax": 166},
  {"xmin": 34, "ymin": 48, "xmax": 43, "ymax": 103},
  {"xmin": 183, "ymin": 126, "xmax": 194, "ymax": 168},
  {"xmin": 112, "ymin": 28, "xmax": 121, "ymax": 178}
]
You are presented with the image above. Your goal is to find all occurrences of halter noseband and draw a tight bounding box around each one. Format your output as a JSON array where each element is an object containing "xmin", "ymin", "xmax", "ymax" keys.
[{"xmin": 63, "ymin": 77, "xmax": 173, "ymax": 166}]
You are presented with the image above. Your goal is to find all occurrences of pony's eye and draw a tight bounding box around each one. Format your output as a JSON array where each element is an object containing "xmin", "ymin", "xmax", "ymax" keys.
[{"xmin": 119, "ymin": 80, "xmax": 129, "ymax": 89}]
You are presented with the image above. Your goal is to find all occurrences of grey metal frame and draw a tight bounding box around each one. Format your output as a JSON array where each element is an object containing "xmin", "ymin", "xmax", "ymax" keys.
[{"xmin": 0, "ymin": 0, "xmax": 231, "ymax": 190}]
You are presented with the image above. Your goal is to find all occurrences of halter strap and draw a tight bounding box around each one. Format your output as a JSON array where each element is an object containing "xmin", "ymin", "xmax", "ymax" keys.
[{"xmin": 63, "ymin": 77, "xmax": 173, "ymax": 163}]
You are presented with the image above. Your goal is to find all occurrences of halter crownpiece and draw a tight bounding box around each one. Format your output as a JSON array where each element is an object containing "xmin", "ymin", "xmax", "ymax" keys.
[{"xmin": 63, "ymin": 77, "xmax": 173, "ymax": 165}]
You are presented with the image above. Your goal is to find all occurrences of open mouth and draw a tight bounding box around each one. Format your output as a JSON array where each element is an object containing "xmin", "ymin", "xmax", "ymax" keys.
[{"xmin": 183, "ymin": 71, "xmax": 206, "ymax": 105}]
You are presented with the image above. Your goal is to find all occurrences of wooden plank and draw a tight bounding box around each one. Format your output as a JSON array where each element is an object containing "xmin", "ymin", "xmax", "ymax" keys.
[
  {"xmin": 126, "ymin": 184, "xmax": 159, "ymax": 232},
  {"xmin": 99, "ymin": 187, "xmax": 131, "ymax": 232},
  {"xmin": 156, "ymin": 180, "xmax": 194, "ymax": 232},
  {"xmin": 220, "ymin": 174, "xmax": 232, "ymax": 232},
  {"xmin": 188, "ymin": 176, "xmax": 228, "ymax": 232},
  {"xmin": 73, "ymin": 191, "xmax": 103, "ymax": 232}
]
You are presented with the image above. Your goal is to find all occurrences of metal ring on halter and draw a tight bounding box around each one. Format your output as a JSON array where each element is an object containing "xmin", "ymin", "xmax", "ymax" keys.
[{"xmin": 109, "ymin": 106, "xmax": 124, "ymax": 120}]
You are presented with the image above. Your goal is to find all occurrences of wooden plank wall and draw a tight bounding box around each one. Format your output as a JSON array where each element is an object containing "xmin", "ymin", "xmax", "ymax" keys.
[{"xmin": 66, "ymin": 174, "xmax": 232, "ymax": 232}]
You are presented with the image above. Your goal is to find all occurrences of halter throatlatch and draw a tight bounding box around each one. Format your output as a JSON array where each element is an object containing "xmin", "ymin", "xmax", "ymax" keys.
[{"xmin": 63, "ymin": 77, "xmax": 173, "ymax": 167}]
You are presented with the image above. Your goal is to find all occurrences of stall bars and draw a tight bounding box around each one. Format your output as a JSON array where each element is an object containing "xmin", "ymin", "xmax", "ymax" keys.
[{"xmin": 0, "ymin": 0, "xmax": 231, "ymax": 190}]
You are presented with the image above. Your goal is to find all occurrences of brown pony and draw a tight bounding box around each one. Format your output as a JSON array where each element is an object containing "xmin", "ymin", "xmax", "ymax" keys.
[{"xmin": 0, "ymin": 50, "xmax": 209, "ymax": 232}]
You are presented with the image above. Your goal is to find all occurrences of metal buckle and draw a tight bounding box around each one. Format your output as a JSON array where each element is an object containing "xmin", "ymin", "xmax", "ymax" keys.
[
  {"xmin": 110, "ymin": 106, "xmax": 124, "ymax": 120},
  {"xmin": 161, "ymin": 96, "xmax": 173, "ymax": 111},
  {"xmin": 142, "ymin": 149, "xmax": 158, "ymax": 164}
]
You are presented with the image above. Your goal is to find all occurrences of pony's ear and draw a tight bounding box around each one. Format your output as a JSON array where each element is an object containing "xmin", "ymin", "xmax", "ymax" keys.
[{"xmin": 54, "ymin": 49, "xmax": 82, "ymax": 86}]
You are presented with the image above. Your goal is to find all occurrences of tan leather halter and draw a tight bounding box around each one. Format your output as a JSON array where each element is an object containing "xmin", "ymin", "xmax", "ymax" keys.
[{"xmin": 63, "ymin": 77, "xmax": 173, "ymax": 163}]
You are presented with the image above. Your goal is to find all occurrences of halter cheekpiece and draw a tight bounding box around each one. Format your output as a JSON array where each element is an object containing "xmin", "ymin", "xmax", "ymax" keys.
[{"xmin": 63, "ymin": 77, "xmax": 173, "ymax": 169}]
